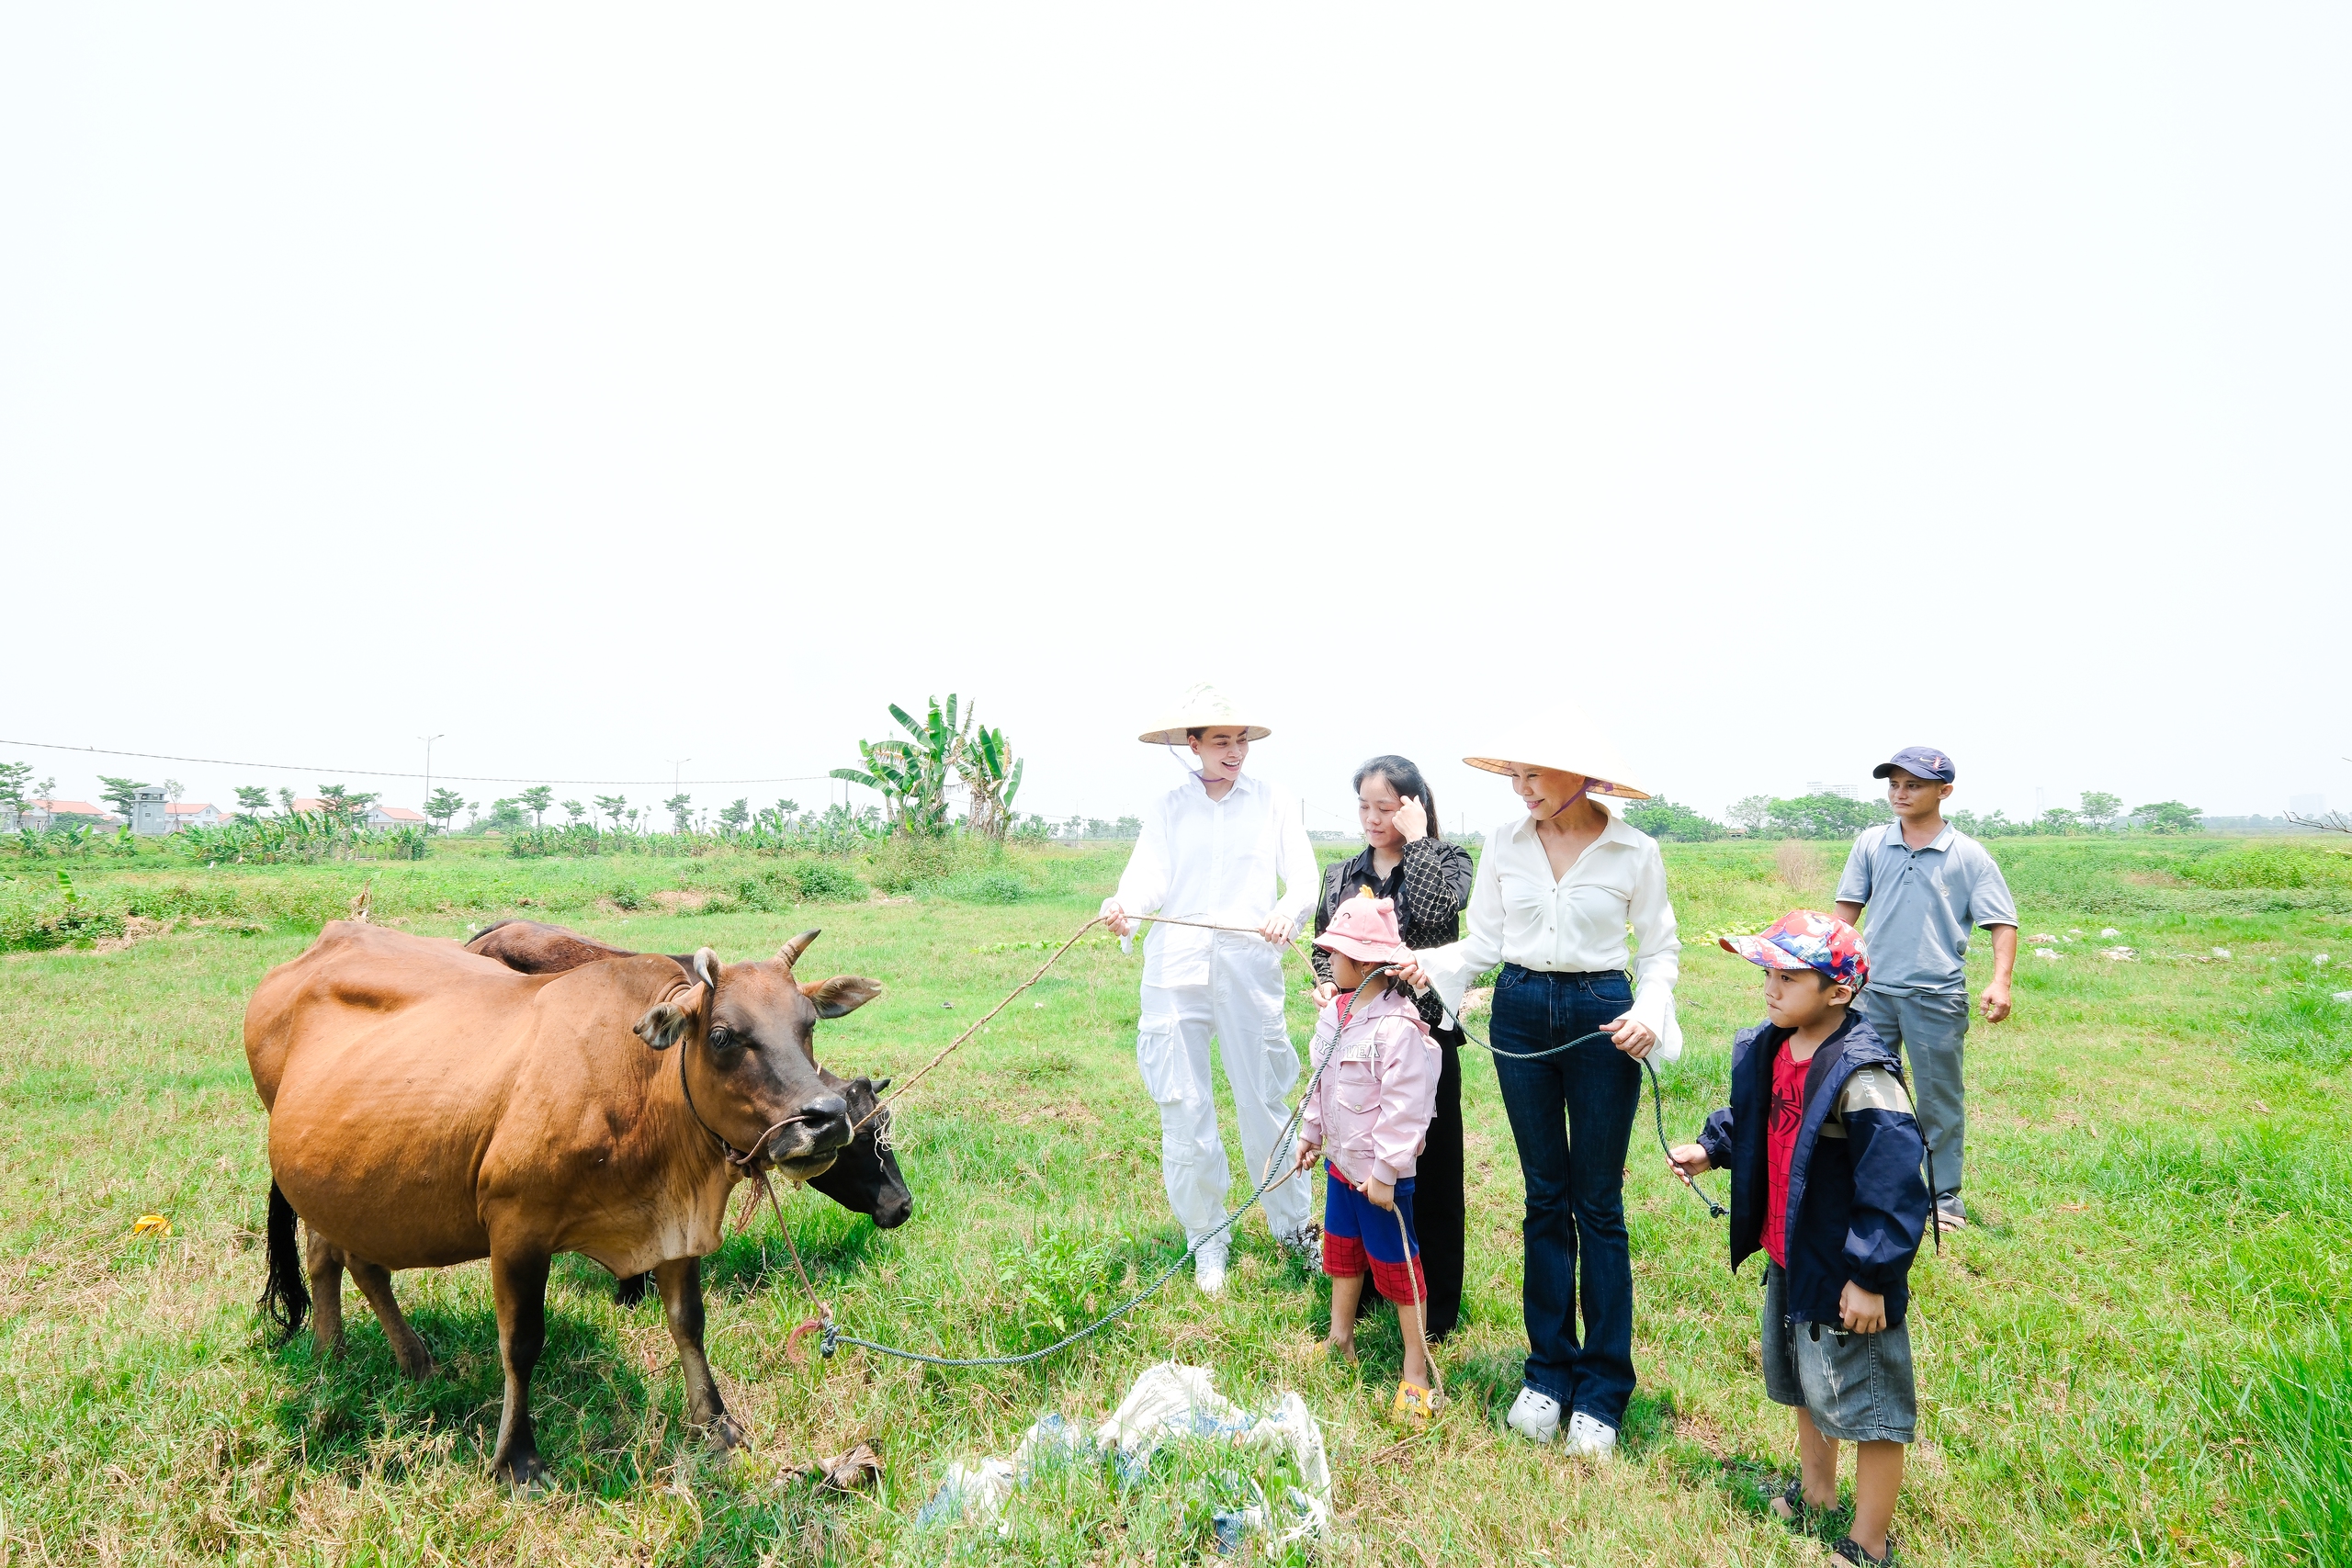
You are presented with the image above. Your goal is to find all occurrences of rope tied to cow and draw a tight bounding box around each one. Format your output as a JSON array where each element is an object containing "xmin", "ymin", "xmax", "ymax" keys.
[{"xmin": 791, "ymin": 909, "xmax": 1732, "ymax": 1371}]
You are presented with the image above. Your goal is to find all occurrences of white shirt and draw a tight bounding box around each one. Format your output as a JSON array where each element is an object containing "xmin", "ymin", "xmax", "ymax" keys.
[
  {"xmin": 1105, "ymin": 772, "xmax": 1319, "ymax": 989},
  {"xmin": 1419, "ymin": 803, "xmax": 1685, "ymax": 1062}
]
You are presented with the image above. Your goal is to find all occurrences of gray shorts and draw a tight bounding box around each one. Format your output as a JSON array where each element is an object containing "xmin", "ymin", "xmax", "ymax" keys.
[{"xmin": 1760, "ymin": 1261, "xmax": 1917, "ymax": 1444}]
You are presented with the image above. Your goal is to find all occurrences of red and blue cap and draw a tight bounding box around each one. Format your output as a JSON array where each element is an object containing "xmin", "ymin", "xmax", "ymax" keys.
[
  {"xmin": 1719, "ymin": 909, "xmax": 1869, "ymax": 991},
  {"xmin": 1872, "ymin": 746, "xmax": 1954, "ymax": 784}
]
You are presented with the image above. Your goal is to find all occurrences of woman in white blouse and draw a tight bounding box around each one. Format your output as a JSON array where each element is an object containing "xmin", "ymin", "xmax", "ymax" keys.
[{"xmin": 1399, "ymin": 716, "xmax": 1681, "ymax": 1461}]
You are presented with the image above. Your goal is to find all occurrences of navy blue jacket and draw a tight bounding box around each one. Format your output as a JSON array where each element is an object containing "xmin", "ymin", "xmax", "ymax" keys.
[{"xmin": 1696, "ymin": 1010, "xmax": 1930, "ymax": 1326}]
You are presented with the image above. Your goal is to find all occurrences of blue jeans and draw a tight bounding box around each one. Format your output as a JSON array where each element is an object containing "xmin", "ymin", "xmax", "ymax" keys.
[{"xmin": 1487, "ymin": 964, "xmax": 1641, "ymax": 1427}]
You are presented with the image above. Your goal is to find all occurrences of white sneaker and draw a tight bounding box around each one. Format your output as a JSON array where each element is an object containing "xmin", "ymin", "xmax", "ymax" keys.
[
  {"xmin": 1563, "ymin": 1411, "xmax": 1618, "ymax": 1460},
  {"xmin": 1194, "ymin": 1246, "xmax": 1228, "ymax": 1296},
  {"xmin": 1505, "ymin": 1387, "xmax": 1561, "ymax": 1445}
]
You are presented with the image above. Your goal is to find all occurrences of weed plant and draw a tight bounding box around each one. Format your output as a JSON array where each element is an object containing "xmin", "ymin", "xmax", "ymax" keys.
[{"xmin": 0, "ymin": 838, "xmax": 2346, "ymax": 1562}]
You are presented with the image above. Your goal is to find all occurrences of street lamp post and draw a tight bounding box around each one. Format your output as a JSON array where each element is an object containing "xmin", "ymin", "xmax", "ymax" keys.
[{"xmin": 419, "ymin": 734, "xmax": 445, "ymax": 816}]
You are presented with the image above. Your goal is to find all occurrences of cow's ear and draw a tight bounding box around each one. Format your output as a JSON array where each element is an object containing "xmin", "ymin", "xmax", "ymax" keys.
[
  {"xmin": 777, "ymin": 929, "xmax": 821, "ymax": 967},
  {"xmin": 801, "ymin": 975, "xmax": 883, "ymax": 1019},
  {"xmin": 634, "ymin": 983, "xmax": 709, "ymax": 1050}
]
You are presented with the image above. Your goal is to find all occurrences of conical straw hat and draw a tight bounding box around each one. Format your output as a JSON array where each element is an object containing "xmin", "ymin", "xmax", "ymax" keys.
[
  {"xmin": 1462, "ymin": 700, "xmax": 1651, "ymax": 800},
  {"xmin": 1138, "ymin": 682, "xmax": 1272, "ymax": 746}
]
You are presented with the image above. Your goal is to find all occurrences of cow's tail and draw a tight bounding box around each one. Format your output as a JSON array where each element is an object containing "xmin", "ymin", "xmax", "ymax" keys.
[
  {"xmin": 615, "ymin": 1271, "xmax": 651, "ymax": 1307},
  {"xmin": 261, "ymin": 1181, "xmax": 310, "ymax": 1341}
]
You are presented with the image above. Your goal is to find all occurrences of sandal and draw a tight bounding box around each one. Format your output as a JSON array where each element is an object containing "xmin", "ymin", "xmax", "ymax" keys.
[
  {"xmin": 1830, "ymin": 1536, "xmax": 1898, "ymax": 1566},
  {"xmin": 1389, "ymin": 1380, "xmax": 1435, "ymax": 1431},
  {"xmin": 1770, "ymin": 1478, "xmax": 1826, "ymax": 1529}
]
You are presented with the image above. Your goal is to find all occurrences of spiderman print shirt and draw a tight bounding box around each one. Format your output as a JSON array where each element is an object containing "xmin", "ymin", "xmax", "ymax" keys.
[{"xmin": 1762, "ymin": 1043, "xmax": 1812, "ymax": 1268}]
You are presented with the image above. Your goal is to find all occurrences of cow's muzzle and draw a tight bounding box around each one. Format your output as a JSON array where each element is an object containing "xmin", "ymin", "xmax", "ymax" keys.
[{"xmin": 761, "ymin": 1093, "xmax": 851, "ymax": 1165}]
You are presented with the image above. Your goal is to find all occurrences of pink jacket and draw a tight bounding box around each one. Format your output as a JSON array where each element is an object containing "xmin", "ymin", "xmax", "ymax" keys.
[{"xmin": 1298, "ymin": 987, "xmax": 1439, "ymax": 1187}]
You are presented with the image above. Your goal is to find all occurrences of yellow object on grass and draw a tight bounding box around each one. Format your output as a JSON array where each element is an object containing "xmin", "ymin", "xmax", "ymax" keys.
[{"xmin": 130, "ymin": 1214, "xmax": 172, "ymax": 1237}]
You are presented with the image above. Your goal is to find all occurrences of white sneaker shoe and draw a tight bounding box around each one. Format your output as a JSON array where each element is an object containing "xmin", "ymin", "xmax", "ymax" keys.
[
  {"xmin": 1563, "ymin": 1410, "xmax": 1618, "ymax": 1460},
  {"xmin": 1193, "ymin": 1246, "xmax": 1228, "ymax": 1296},
  {"xmin": 1505, "ymin": 1387, "xmax": 1562, "ymax": 1444}
]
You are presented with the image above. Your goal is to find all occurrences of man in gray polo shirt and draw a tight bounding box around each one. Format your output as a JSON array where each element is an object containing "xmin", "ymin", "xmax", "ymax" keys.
[{"xmin": 1834, "ymin": 746, "xmax": 2018, "ymax": 1232}]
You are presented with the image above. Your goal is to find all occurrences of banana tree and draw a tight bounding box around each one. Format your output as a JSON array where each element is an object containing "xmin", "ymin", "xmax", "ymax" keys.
[
  {"xmin": 959, "ymin": 722, "xmax": 1023, "ymax": 840},
  {"xmin": 833, "ymin": 695, "xmax": 961, "ymax": 836}
]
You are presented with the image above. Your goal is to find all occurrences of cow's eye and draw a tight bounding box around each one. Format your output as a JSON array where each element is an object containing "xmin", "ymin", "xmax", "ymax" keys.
[{"xmin": 708, "ymin": 1026, "xmax": 736, "ymax": 1049}]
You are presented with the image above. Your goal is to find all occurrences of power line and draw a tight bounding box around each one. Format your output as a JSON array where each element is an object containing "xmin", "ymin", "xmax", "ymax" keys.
[{"xmin": 0, "ymin": 739, "xmax": 834, "ymax": 789}]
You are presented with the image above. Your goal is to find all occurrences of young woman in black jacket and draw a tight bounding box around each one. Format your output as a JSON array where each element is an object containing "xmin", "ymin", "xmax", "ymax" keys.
[{"xmin": 1308, "ymin": 754, "xmax": 1476, "ymax": 1338}]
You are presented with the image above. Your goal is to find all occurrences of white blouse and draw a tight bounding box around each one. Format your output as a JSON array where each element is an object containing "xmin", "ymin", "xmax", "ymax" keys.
[{"xmin": 1419, "ymin": 805, "xmax": 1684, "ymax": 1062}]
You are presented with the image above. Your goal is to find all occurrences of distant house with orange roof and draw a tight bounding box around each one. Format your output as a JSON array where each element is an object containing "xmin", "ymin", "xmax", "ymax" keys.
[
  {"xmin": 165, "ymin": 802, "xmax": 230, "ymax": 829},
  {"xmin": 283, "ymin": 798, "xmax": 430, "ymax": 830},
  {"xmin": 2, "ymin": 798, "xmax": 124, "ymax": 832}
]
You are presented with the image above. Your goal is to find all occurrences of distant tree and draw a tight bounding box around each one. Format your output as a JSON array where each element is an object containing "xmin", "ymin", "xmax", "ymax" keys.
[
  {"xmin": 2040, "ymin": 807, "xmax": 2081, "ymax": 834},
  {"xmin": 956, "ymin": 716, "xmax": 1023, "ymax": 840},
  {"xmin": 234, "ymin": 785, "xmax": 272, "ymax": 815},
  {"xmin": 98, "ymin": 776, "xmax": 152, "ymax": 818},
  {"xmin": 663, "ymin": 793, "xmax": 693, "ymax": 834},
  {"xmin": 0, "ymin": 761, "xmax": 31, "ymax": 820},
  {"xmin": 1012, "ymin": 812, "xmax": 1055, "ymax": 842},
  {"xmin": 424, "ymin": 787, "xmax": 467, "ymax": 830},
  {"xmin": 163, "ymin": 778, "xmax": 184, "ymax": 805},
  {"xmin": 2131, "ymin": 800, "xmax": 2204, "ymax": 835},
  {"xmin": 467, "ymin": 801, "xmax": 481, "ymax": 827},
  {"xmin": 314, "ymin": 784, "xmax": 379, "ymax": 825},
  {"xmin": 562, "ymin": 799, "xmax": 586, "ymax": 824},
  {"xmin": 277, "ymin": 787, "xmax": 298, "ymax": 816},
  {"xmin": 1114, "ymin": 816, "xmax": 1143, "ymax": 839},
  {"xmin": 2078, "ymin": 791, "xmax": 2123, "ymax": 831},
  {"xmin": 1624, "ymin": 798, "xmax": 1727, "ymax": 842},
  {"xmin": 519, "ymin": 785, "xmax": 555, "ymax": 829},
  {"xmin": 1728, "ymin": 795, "xmax": 1771, "ymax": 834},
  {"xmin": 594, "ymin": 794, "xmax": 628, "ymax": 831},
  {"xmin": 1765, "ymin": 793, "xmax": 1893, "ymax": 840},
  {"xmin": 775, "ymin": 798, "xmax": 800, "ymax": 817},
  {"xmin": 719, "ymin": 797, "xmax": 752, "ymax": 834}
]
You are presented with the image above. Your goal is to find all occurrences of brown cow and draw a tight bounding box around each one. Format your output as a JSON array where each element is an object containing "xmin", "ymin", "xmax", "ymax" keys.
[
  {"xmin": 463, "ymin": 919, "xmax": 913, "ymax": 1247},
  {"xmin": 245, "ymin": 920, "xmax": 879, "ymax": 1488}
]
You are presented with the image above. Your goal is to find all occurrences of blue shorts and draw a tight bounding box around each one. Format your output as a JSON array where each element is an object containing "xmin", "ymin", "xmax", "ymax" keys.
[{"xmin": 1321, "ymin": 1162, "xmax": 1425, "ymax": 1303}]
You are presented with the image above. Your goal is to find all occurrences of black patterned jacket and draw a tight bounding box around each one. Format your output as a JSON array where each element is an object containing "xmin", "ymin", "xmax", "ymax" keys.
[{"xmin": 1310, "ymin": 838, "xmax": 1477, "ymax": 1034}]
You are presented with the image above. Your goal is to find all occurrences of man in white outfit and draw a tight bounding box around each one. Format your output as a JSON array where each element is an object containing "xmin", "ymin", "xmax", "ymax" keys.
[{"xmin": 1102, "ymin": 684, "xmax": 1319, "ymax": 1294}]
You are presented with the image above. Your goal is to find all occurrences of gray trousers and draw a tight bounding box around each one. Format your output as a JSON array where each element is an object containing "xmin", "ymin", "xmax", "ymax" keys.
[{"xmin": 1856, "ymin": 988, "xmax": 1969, "ymax": 1200}]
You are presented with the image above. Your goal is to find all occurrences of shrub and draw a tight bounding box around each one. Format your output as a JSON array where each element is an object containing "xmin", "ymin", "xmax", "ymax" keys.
[
  {"xmin": 939, "ymin": 870, "xmax": 1028, "ymax": 905},
  {"xmin": 606, "ymin": 881, "xmax": 646, "ymax": 911},
  {"xmin": 789, "ymin": 861, "xmax": 868, "ymax": 904}
]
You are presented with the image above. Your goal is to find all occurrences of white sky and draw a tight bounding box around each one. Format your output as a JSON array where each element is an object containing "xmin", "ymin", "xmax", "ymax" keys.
[{"xmin": 5, "ymin": 7, "xmax": 2346, "ymax": 831}]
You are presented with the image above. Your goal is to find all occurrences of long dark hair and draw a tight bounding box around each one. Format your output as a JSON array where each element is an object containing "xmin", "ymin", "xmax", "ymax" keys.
[{"xmin": 1352, "ymin": 754, "xmax": 1442, "ymax": 842}]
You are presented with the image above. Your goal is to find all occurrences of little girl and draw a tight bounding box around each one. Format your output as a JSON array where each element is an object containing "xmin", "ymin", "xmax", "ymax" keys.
[{"xmin": 1292, "ymin": 889, "xmax": 1442, "ymax": 1427}]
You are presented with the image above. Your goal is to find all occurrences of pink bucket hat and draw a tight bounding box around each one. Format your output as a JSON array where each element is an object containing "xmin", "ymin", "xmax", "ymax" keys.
[{"xmin": 1314, "ymin": 888, "xmax": 1409, "ymax": 965}]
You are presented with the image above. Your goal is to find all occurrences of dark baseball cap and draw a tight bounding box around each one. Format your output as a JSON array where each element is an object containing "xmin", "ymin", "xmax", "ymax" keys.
[{"xmin": 1873, "ymin": 746, "xmax": 1955, "ymax": 783}]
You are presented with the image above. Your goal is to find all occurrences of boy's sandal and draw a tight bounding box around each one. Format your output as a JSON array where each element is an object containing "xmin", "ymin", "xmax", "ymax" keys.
[
  {"xmin": 1309, "ymin": 1340, "xmax": 1357, "ymax": 1368},
  {"xmin": 1389, "ymin": 1380, "xmax": 1435, "ymax": 1431},
  {"xmin": 1770, "ymin": 1478, "xmax": 1827, "ymax": 1529},
  {"xmin": 1830, "ymin": 1536, "xmax": 1897, "ymax": 1567}
]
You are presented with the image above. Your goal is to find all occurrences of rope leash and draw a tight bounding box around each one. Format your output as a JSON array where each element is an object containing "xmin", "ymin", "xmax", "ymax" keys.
[
  {"xmin": 805, "ymin": 968, "xmax": 1387, "ymax": 1370},
  {"xmin": 852, "ymin": 911, "xmax": 1319, "ymax": 1138}
]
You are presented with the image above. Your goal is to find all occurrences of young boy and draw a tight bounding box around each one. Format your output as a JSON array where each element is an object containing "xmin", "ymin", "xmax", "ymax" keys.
[
  {"xmin": 1834, "ymin": 746, "xmax": 2018, "ymax": 1232},
  {"xmin": 1102, "ymin": 684, "xmax": 1319, "ymax": 1294},
  {"xmin": 1671, "ymin": 910, "xmax": 1930, "ymax": 1568},
  {"xmin": 1292, "ymin": 891, "xmax": 1442, "ymax": 1427}
]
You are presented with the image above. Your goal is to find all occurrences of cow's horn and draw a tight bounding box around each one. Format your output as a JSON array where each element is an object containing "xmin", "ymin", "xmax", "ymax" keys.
[
  {"xmin": 692, "ymin": 947, "xmax": 719, "ymax": 989},
  {"xmin": 776, "ymin": 929, "xmax": 820, "ymax": 966}
]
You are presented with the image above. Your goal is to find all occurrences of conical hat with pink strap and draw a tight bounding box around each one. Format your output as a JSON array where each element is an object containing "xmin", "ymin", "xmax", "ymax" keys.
[{"xmin": 1461, "ymin": 698, "xmax": 1651, "ymax": 800}]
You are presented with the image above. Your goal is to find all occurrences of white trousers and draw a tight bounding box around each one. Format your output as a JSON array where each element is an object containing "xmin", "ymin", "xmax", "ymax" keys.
[{"xmin": 1136, "ymin": 947, "xmax": 1311, "ymax": 1251}]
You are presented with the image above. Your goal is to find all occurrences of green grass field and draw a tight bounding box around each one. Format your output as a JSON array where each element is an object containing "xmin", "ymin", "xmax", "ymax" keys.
[{"xmin": 2, "ymin": 835, "xmax": 2347, "ymax": 1564}]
